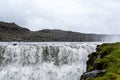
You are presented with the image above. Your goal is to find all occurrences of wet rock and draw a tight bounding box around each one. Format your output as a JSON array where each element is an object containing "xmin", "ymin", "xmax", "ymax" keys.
[
  {"xmin": 81, "ymin": 70, "xmax": 106, "ymax": 80},
  {"xmin": 13, "ymin": 43, "xmax": 18, "ymax": 46}
]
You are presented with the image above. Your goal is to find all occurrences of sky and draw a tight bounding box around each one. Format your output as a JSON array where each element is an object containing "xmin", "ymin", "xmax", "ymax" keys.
[{"xmin": 0, "ymin": 0, "xmax": 120, "ymax": 34}]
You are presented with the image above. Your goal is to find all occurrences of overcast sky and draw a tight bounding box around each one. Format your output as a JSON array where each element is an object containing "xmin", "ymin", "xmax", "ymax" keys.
[{"xmin": 0, "ymin": 0, "xmax": 120, "ymax": 34}]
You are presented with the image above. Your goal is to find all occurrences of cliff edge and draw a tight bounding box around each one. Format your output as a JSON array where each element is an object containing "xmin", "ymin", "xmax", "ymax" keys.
[{"xmin": 81, "ymin": 42, "xmax": 120, "ymax": 80}]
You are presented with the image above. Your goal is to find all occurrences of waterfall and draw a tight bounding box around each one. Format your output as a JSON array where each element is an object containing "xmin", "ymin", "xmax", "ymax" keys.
[{"xmin": 0, "ymin": 42, "xmax": 97, "ymax": 80}]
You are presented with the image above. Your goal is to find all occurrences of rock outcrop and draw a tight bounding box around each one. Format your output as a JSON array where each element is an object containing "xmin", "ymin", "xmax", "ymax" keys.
[
  {"xmin": 81, "ymin": 42, "xmax": 120, "ymax": 80},
  {"xmin": 81, "ymin": 70, "xmax": 106, "ymax": 79}
]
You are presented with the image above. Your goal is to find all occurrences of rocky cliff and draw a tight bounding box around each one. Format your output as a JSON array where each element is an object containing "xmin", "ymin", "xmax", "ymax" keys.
[{"xmin": 81, "ymin": 42, "xmax": 120, "ymax": 80}]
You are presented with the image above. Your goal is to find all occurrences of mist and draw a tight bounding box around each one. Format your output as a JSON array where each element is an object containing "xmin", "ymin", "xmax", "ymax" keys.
[{"xmin": 103, "ymin": 35, "xmax": 120, "ymax": 42}]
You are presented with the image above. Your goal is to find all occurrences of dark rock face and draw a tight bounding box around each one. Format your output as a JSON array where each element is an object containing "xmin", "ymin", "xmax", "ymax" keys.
[
  {"xmin": 81, "ymin": 70, "xmax": 106, "ymax": 80},
  {"xmin": 80, "ymin": 44, "xmax": 107, "ymax": 80},
  {"xmin": 0, "ymin": 21, "xmax": 114, "ymax": 42},
  {"xmin": 81, "ymin": 42, "xmax": 120, "ymax": 80}
]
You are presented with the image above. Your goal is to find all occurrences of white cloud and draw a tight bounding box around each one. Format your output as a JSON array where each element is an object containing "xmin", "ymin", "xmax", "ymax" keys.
[{"xmin": 0, "ymin": 0, "xmax": 120, "ymax": 34}]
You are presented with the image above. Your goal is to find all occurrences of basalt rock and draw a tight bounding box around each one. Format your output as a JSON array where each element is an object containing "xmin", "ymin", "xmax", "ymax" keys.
[
  {"xmin": 80, "ymin": 44, "xmax": 106, "ymax": 80},
  {"xmin": 81, "ymin": 70, "xmax": 106, "ymax": 80},
  {"xmin": 81, "ymin": 42, "xmax": 120, "ymax": 80}
]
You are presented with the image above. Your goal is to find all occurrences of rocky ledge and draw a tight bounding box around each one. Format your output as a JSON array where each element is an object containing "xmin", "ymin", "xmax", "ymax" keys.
[{"xmin": 81, "ymin": 42, "xmax": 120, "ymax": 80}]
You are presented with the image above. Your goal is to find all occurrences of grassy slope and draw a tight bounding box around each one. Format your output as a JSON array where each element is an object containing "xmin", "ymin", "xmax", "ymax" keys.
[{"xmin": 87, "ymin": 42, "xmax": 120, "ymax": 80}]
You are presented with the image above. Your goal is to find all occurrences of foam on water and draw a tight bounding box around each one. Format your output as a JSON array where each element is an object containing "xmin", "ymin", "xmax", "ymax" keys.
[{"xmin": 0, "ymin": 42, "xmax": 97, "ymax": 80}]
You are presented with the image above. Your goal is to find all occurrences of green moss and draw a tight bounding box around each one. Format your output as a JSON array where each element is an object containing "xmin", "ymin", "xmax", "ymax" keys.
[{"xmin": 85, "ymin": 42, "xmax": 120, "ymax": 80}]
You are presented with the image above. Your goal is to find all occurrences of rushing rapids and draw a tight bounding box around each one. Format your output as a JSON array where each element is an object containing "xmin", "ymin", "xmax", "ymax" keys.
[{"xmin": 0, "ymin": 42, "xmax": 97, "ymax": 80}]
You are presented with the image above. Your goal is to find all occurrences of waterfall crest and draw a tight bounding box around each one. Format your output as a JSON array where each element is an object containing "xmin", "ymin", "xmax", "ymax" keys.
[{"xmin": 0, "ymin": 42, "xmax": 97, "ymax": 80}]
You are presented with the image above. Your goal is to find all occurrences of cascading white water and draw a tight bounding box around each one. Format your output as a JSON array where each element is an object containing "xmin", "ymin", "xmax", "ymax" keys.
[{"xmin": 0, "ymin": 42, "xmax": 97, "ymax": 80}]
